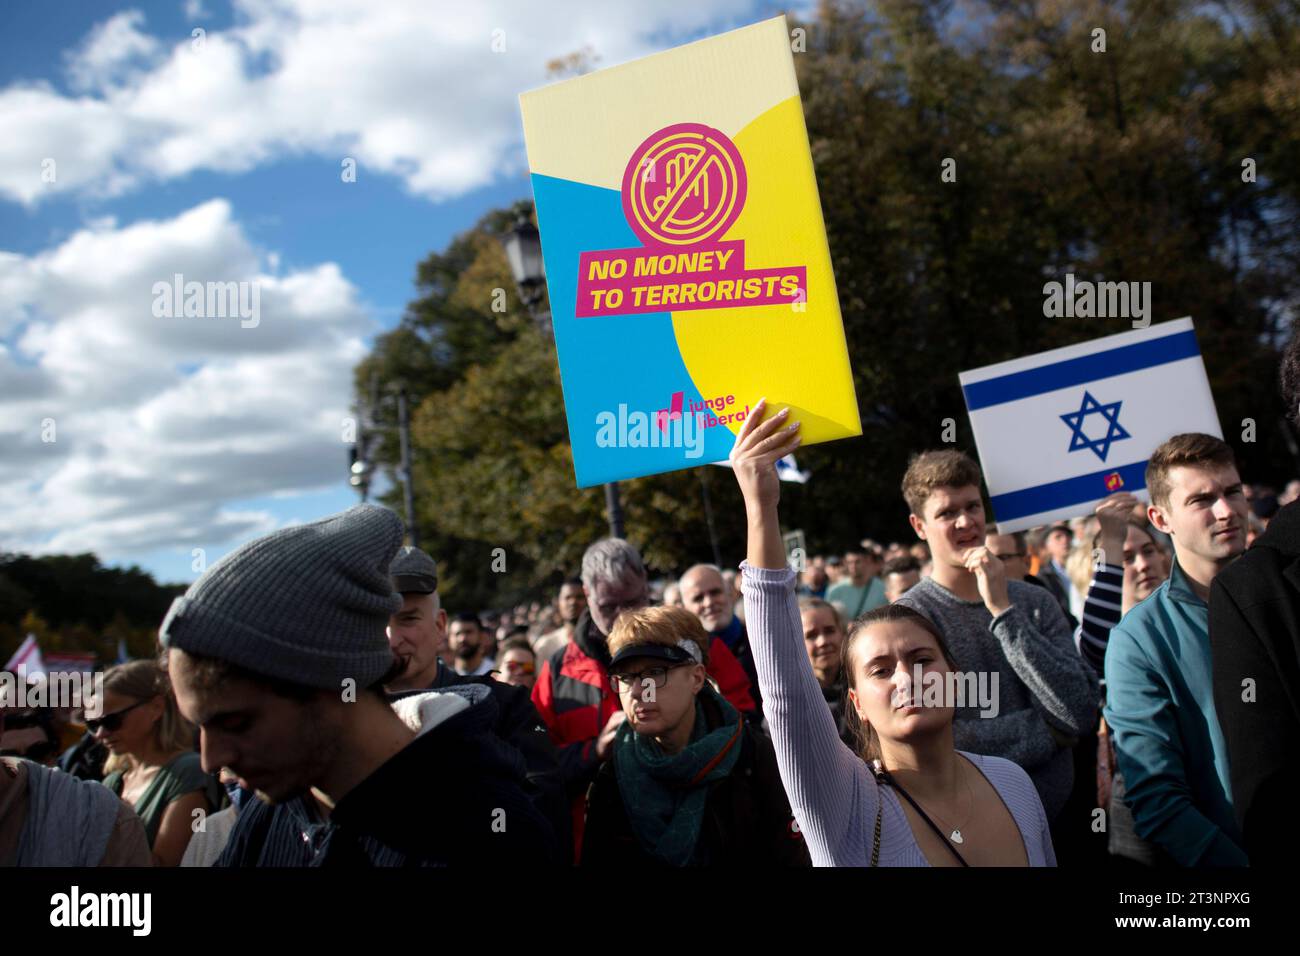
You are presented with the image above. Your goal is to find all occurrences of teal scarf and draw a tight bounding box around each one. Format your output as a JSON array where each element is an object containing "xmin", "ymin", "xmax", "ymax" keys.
[{"xmin": 612, "ymin": 685, "xmax": 744, "ymax": 866}]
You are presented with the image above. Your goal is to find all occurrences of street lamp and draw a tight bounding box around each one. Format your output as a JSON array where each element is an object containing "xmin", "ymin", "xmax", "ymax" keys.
[
  {"xmin": 502, "ymin": 219, "xmax": 547, "ymax": 317},
  {"xmin": 501, "ymin": 215, "xmax": 624, "ymax": 539},
  {"xmin": 348, "ymin": 376, "xmax": 419, "ymax": 546},
  {"xmin": 348, "ymin": 451, "xmax": 375, "ymax": 499}
]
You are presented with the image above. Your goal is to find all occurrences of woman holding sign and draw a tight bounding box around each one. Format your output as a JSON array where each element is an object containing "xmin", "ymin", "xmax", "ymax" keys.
[{"xmin": 731, "ymin": 400, "xmax": 1055, "ymax": 866}]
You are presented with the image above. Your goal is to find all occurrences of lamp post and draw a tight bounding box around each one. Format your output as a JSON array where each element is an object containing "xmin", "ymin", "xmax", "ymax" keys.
[
  {"xmin": 348, "ymin": 445, "xmax": 375, "ymax": 500},
  {"xmin": 349, "ymin": 373, "xmax": 379, "ymax": 501},
  {"xmin": 501, "ymin": 216, "xmax": 624, "ymax": 539},
  {"xmin": 348, "ymin": 375, "xmax": 418, "ymax": 545},
  {"xmin": 396, "ymin": 387, "xmax": 419, "ymax": 547},
  {"xmin": 501, "ymin": 219, "xmax": 549, "ymax": 330}
]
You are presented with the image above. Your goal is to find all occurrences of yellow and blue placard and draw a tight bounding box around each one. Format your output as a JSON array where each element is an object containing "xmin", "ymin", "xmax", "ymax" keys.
[{"xmin": 520, "ymin": 15, "xmax": 860, "ymax": 487}]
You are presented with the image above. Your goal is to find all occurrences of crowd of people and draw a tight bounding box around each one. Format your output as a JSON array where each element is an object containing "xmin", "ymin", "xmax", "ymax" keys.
[{"xmin": 5, "ymin": 354, "xmax": 1300, "ymax": 870}]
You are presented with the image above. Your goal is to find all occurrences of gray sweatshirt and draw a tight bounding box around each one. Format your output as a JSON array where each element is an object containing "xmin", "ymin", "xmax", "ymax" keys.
[{"xmin": 896, "ymin": 576, "xmax": 1099, "ymax": 821}]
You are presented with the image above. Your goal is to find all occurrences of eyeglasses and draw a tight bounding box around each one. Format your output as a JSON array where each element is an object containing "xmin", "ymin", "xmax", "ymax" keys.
[
  {"xmin": 502, "ymin": 660, "xmax": 535, "ymax": 675},
  {"xmin": 85, "ymin": 699, "xmax": 148, "ymax": 733},
  {"xmin": 610, "ymin": 663, "xmax": 689, "ymax": 695},
  {"xmin": 595, "ymin": 595, "xmax": 649, "ymax": 620}
]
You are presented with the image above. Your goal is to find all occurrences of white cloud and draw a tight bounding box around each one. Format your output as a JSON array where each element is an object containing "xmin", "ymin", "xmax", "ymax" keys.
[
  {"xmin": 0, "ymin": 0, "xmax": 759, "ymax": 206},
  {"xmin": 64, "ymin": 9, "xmax": 162, "ymax": 94},
  {"xmin": 0, "ymin": 201, "xmax": 374, "ymax": 560}
]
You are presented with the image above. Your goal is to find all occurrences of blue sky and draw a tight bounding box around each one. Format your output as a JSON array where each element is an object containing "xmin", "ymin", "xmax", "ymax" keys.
[{"xmin": 0, "ymin": 0, "xmax": 785, "ymax": 584}]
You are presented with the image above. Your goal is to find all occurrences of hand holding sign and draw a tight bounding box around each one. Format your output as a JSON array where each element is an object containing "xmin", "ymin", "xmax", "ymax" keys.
[
  {"xmin": 731, "ymin": 398, "xmax": 802, "ymax": 571},
  {"xmin": 731, "ymin": 400, "xmax": 802, "ymax": 515}
]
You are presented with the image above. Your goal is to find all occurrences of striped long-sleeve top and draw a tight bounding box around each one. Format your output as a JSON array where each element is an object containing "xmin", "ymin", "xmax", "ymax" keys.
[
  {"xmin": 1077, "ymin": 563, "xmax": 1124, "ymax": 677},
  {"xmin": 740, "ymin": 562, "xmax": 1056, "ymax": 866}
]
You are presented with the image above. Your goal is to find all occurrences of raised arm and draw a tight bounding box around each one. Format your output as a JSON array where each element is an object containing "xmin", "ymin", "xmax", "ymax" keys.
[
  {"xmin": 1078, "ymin": 492, "xmax": 1135, "ymax": 677},
  {"xmin": 1078, "ymin": 565, "xmax": 1124, "ymax": 677},
  {"xmin": 732, "ymin": 400, "xmax": 874, "ymax": 865}
]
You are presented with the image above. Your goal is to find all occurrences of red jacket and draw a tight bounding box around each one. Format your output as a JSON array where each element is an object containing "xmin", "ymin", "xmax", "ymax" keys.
[{"xmin": 530, "ymin": 610, "xmax": 757, "ymax": 854}]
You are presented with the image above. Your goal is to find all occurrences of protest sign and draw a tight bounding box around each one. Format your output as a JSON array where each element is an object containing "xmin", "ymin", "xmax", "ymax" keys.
[
  {"xmin": 519, "ymin": 15, "xmax": 860, "ymax": 487},
  {"xmin": 960, "ymin": 317, "xmax": 1222, "ymax": 532}
]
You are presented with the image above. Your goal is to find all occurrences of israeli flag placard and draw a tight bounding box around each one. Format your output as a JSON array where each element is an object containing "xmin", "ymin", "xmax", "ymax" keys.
[{"xmin": 959, "ymin": 317, "xmax": 1222, "ymax": 533}]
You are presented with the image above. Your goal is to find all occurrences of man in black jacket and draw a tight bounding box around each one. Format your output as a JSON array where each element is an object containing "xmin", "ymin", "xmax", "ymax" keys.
[
  {"xmin": 161, "ymin": 504, "xmax": 558, "ymax": 866},
  {"xmin": 384, "ymin": 545, "xmax": 571, "ymax": 859},
  {"xmin": 209, "ymin": 683, "xmax": 554, "ymax": 867},
  {"xmin": 1209, "ymin": 328, "xmax": 1300, "ymax": 865}
]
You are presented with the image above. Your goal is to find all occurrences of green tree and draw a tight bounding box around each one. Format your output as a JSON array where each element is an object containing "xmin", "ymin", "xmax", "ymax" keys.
[
  {"xmin": 0, "ymin": 552, "xmax": 183, "ymax": 660},
  {"xmin": 357, "ymin": 0, "xmax": 1300, "ymax": 604},
  {"xmin": 779, "ymin": 0, "xmax": 1299, "ymax": 548},
  {"xmin": 362, "ymin": 210, "xmax": 746, "ymax": 606}
]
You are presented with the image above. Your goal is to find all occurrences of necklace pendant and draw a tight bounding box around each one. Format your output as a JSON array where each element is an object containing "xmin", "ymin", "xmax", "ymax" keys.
[{"xmin": 950, "ymin": 829, "xmax": 963, "ymax": 844}]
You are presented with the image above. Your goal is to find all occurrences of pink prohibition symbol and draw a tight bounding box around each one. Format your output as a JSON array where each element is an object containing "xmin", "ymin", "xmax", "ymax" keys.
[{"xmin": 621, "ymin": 123, "xmax": 748, "ymax": 248}]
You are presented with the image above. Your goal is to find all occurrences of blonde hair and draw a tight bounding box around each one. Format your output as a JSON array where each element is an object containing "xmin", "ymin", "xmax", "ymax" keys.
[
  {"xmin": 607, "ymin": 605, "xmax": 709, "ymax": 666},
  {"xmin": 101, "ymin": 659, "xmax": 195, "ymax": 775},
  {"xmin": 1065, "ymin": 543, "xmax": 1095, "ymax": 599}
]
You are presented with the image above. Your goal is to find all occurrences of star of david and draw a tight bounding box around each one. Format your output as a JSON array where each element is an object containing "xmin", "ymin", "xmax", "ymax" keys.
[{"xmin": 1060, "ymin": 391, "xmax": 1131, "ymax": 462}]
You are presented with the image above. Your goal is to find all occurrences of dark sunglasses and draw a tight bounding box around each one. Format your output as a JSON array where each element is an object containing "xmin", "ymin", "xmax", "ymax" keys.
[
  {"xmin": 610, "ymin": 662, "xmax": 690, "ymax": 693},
  {"xmin": 85, "ymin": 699, "xmax": 148, "ymax": 733}
]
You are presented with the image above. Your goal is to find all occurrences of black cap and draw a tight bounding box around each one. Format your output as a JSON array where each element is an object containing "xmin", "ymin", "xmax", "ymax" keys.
[
  {"xmin": 390, "ymin": 545, "xmax": 438, "ymax": 594},
  {"xmin": 609, "ymin": 639, "xmax": 700, "ymax": 670}
]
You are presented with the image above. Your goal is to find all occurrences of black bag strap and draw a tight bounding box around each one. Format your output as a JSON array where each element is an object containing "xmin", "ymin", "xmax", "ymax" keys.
[{"xmin": 871, "ymin": 764, "xmax": 969, "ymax": 867}]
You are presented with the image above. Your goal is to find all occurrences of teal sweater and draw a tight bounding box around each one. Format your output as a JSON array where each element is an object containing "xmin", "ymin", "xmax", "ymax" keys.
[{"xmin": 1103, "ymin": 560, "xmax": 1247, "ymax": 866}]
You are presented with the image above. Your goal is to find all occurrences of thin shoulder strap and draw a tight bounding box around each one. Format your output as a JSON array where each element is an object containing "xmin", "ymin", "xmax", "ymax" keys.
[
  {"xmin": 871, "ymin": 765, "xmax": 970, "ymax": 867},
  {"xmin": 870, "ymin": 799, "xmax": 882, "ymax": 866}
]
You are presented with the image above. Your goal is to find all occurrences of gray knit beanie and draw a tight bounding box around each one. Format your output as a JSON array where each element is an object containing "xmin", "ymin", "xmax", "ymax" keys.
[{"xmin": 160, "ymin": 504, "xmax": 404, "ymax": 689}]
